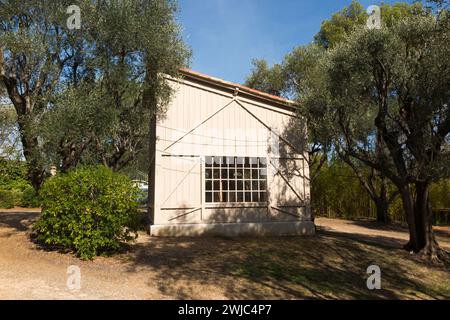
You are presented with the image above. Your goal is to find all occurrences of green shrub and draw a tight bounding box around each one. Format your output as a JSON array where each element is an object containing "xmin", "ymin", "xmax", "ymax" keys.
[
  {"xmin": 0, "ymin": 159, "xmax": 30, "ymax": 190},
  {"xmin": 0, "ymin": 159, "xmax": 39, "ymax": 208},
  {"xmin": 20, "ymin": 186, "xmax": 41, "ymax": 208},
  {"xmin": 33, "ymin": 165, "xmax": 140, "ymax": 260},
  {"xmin": 0, "ymin": 189, "xmax": 18, "ymax": 208}
]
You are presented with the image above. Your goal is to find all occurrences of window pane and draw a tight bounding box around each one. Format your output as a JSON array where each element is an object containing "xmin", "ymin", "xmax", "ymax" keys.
[
  {"xmin": 259, "ymin": 158, "xmax": 267, "ymax": 168},
  {"xmin": 222, "ymin": 181, "xmax": 228, "ymax": 191},
  {"xmin": 205, "ymin": 157, "xmax": 213, "ymax": 167},
  {"xmin": 245, "ymin": 192, "xmax": 251, "ymax": 202},
  {"xmin": 251, "ymin": 169, "xmax": 258, "ymax": 179},
  {"xmin": 260, "ymin": 168, "xmax": 267, "ymax": 177},
  {"xmin": 205, "ymin": 169, "xmax": 212, "ymax": 179},
  {"xmin": 222, "ymin": 192, "xmax": 228, "ymax": 203},
  {"xmin": 237, "ymin": 192, "xmax": 244, "ymax": 202},
  {"xmin": 229, "ymin": 180, "xmax": 236, "ymax": 191},
  {"xmin": 229, "ymin": 168, "xmax": 237, "ymax": 178},
  {"xmin": 206, "ymin": 180, "xmax": 212, "ymax": 191},
  {"xmin": 226, "ymin": 157, "xmax": 235, "ymax": 166},
  {"xmin": 236, "ymin": 157, "xmax": 244, "ymax": 166},
  {"xmin": 260, "ymin": 180, "xmax": 267, "ymax": 190},
  {"xmin": 206, "ymin": 192, "xmax": 212, "ymax": 203},
  {"xmin": 260, "ymin": 192, "xmax": 267, "ymax": 202},
  {"xmin": 213, "ymin": 180, "xmax": 220, "ymax": 191},
  {"xmin": 237, "ymin": 180, "xmax": 243, "ymax": 191},
  {"xmin": 213, "ymin": 169, "xmax": 220, "ymax": 179},
  {"xmin": 221, "ymin": 169, "xmax": 228, "ymax": 179},
  {"xmin": 244, "ymin": 157, "xmax": 250, "ymax": 167},
  {"xmin": 252, "ymin": 180, "xmax": 258, "ymax": 190},
  {"xmin": 250, "ymin": 157, "xmax": 258, "ymax": 167},
  {"xmin": 244, "ymin": 169, "xmax": 251, "ymax": 179},
  {"xmin": 213, "ymin": 157, "xmax": 222, "ymax": 167},
  {"xmin": 236, "ymin": 169, "xmax": 243, "ymax": 179},
  {"xmin": 229, "ymin": 192, "xmax": 236, "ymax": 202},
  {"xmin": 214, "ymin": 192, "xmax": 221, "ymax": 202},
  {"xmin": 252, "ymin": 192, "xmax": 259, "ymax": 202},
  {"xmin": 244, "ymin": 181, "xmax": 251, "ymax": 191}
]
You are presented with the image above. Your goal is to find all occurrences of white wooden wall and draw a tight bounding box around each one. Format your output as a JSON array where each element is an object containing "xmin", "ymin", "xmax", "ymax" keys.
[{"xmin": 153, "ymin": 77, "xmax": 311, "ymax": 225}]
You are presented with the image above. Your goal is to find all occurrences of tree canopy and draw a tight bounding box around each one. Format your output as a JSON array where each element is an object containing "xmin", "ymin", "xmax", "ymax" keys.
[
  {"xmin": 244, "ymin": 1, "xmax": 450, "ymax": 260},
  {"xmin": 0, "ymin": 0, "xmax": 190, "ymax": 188}
]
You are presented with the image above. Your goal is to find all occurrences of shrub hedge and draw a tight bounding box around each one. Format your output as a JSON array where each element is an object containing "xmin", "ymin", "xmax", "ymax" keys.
[
  {"xmin": 33, "ymin": 165, "xmax": 140, "ymax": 260},
  {"xmin": 0, "ymin": 159, "xmax": 39, "ymax": 208}
]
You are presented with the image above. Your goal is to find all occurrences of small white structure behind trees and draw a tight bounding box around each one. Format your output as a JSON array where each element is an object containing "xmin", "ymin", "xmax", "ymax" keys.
[{"xmin": 149, "ymin": 69, "xmax": 314, "ymax": 236}]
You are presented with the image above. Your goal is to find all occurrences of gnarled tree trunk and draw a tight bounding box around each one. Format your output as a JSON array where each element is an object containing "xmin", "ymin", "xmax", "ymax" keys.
[
  {"xmin": 373, "ymin": 177, "xmax": 390, "ymax": 223},
  {"xmin": 16, "ymin": 107, "xmax": 45, "ymax": 190},
  {"xmin": 401, "ymin": 182, "xmax": 448, "ymax": 262},
  {"xmin": 414, "ymin": 182, "xmax": 446, "ymax": 261},
  {"xmin": 400, "ymin": 184, "xmax": 420, "ymax": 252}
]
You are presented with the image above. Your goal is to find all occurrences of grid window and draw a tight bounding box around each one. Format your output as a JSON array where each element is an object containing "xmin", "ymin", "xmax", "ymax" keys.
[{"xmin": 205, "ymin": 156, "xmax": 268, "ymax": 203}]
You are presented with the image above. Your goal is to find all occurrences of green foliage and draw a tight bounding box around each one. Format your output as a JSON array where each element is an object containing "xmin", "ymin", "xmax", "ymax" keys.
[
  {"xmin": 1, "ymin": 0, "xmax": 191, "ymax": 188},
  {"xmin": 324, "ymin": 12, "xmax": 450, "ymax": 181},
  {"xmin": 305, "ymin": 7, "xmax": 450, "ymax": 241},
  {"xmin": 314, "ymin": 0, "xmax": 366, "ymax": 49},
  {"xmin": 312, "ymin": 157, "xmax": 449, "ymax": 223},
  {"xmin": 0, "ymin": 105, "xmax": 21, "ymax": 160},
  {"xmin": 314, "ymin": 1, "xmax": 424, "ymax": 49},
  {"xmin": 243, "ymin": 1, "xmax": 449, "ymax": 229},
  {"xmin": 312, "ymin": 158, "xmax": 403, "ymax": 222},
  {"xmin": 38, "ymin": 0, "xmax": 191, "ymax": 172},
  {"xmin": 431, "ymin": 179, "xmax": 450, "ymax": 225},
  {"xmin": 244, "ymin": 59, "xmax": 287, "ymax": 97},
  {"xmin": 0, "ymin": 159, "xmax": 40, "ymax": 208},
  {"xmin": 0, "ymin": 189, "xmax": 19, "ymax": 208},
  {"xmin": 20, "ymin": 186, "xmax": 41, "ymax": 208},
  {"xmin": 33, "ymin": 166, "xmax": 140, "ymax": 259},
  {"xmin": 0, "ymin": 159, "xmax": 27, "ymax": 187},
  {"xmin": 430, "ymin": 180, "xmax": 450, "ymax": 209}
]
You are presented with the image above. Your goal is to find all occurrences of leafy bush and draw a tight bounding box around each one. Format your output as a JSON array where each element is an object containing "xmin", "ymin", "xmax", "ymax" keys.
[
  {"xmin": 0, "ymin": 159, "xmax": 28, "ymax": 187},
  {"xmin": 0, "ymin": 159, "xmax": 40, "ymax": 208},
  {"xmin": 20, "ymin": 186, "xmax": 41, "ymax": 208},
  {"xmin": 0, "ymin": 189, "xmax": 18, "ymax": 208},
  {"xmin": 33, "ymin": 165, "xmax": 140, "ymax": 260}
]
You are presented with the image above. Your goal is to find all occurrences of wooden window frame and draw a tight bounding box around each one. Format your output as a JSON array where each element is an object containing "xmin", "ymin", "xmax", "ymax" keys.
[{"xmin": 204, "ymin": 156, "xmax": 268, "ymax": 204}]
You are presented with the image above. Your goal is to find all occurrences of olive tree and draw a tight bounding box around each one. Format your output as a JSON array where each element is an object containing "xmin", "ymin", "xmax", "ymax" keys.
[
  {"xmin": 0, "ymin": 0, "xmax": 190, "ymax": 188},
  {"xmin": 321, "ymin": 13, "xmax": 450, "ymax": 260}
]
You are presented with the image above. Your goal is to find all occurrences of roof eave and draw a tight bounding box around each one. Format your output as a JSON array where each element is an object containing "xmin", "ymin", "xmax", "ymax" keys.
[{"xmin": 178, "ymin": 68, "xmax": 297, "ymax": 109}]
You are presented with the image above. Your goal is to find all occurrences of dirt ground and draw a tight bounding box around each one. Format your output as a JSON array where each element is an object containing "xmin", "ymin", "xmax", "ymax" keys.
[
  {"xmin": 0, "ymin": 208, "xmax": 449, "ymax": 300},
  {"xmin": 315, "ymin": 217, "xmax": 450, "ymax": 250}
]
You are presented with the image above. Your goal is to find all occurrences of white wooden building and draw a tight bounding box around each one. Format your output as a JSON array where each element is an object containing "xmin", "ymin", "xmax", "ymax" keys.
[{"xmin": 148, "ymin": 69, "xmax": 315, "ymax": 236}]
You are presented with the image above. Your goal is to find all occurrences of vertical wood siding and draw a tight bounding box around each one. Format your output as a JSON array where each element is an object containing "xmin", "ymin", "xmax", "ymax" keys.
[{"xmin": 153, "ymin": 78, "xmax": 311, "ymax": 225}]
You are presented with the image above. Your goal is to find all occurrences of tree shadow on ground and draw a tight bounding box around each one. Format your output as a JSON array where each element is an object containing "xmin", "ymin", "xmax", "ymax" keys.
[
  {"xmin": 350, "ymin": 220, "xmax": 409, "ymax": 232},
  {"xmin": 0, "ymin": 211, "xmax": 39, "ymax": 237},
  {"xmin": 333, "ymin": 220, "xmax": 450, "ymax": 248},
  {"xmin": 3, "ymin": 211, "xmax": 448, "ymax": 299},
  {"xmin": 118, "ymin": 228, "xmax": 450, "ymax": 300},
  {"xmin": 347, "ymin": 219, "xmax": 449, "ymax": 239}
]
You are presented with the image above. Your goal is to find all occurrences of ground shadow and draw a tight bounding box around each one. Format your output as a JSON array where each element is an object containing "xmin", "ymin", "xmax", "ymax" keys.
[
  {"xmin": 3, "ymin": 210, "xmax": 449, "ymax": 299},
  {"xmin": 118, "ymin": 227, "xmax": 450, "ymax": 299},
  {"xmin": 0, "ymin": 211, "xmax": 39, "ymax": 236},
  {"xmin": 342, "ymin": 219, "xmax": 450, "ymax": 242}
]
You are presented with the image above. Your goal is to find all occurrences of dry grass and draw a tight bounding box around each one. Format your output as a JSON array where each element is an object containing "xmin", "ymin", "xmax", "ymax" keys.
[{"xmin": 0, "ymin": 209, "xmax": 449, "ymax": 299}]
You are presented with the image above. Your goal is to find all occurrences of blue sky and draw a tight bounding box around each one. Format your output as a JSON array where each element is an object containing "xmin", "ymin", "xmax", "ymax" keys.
[{"xmin": 177, "ymin": 0, "xmax": 415, "ymax": 84}]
